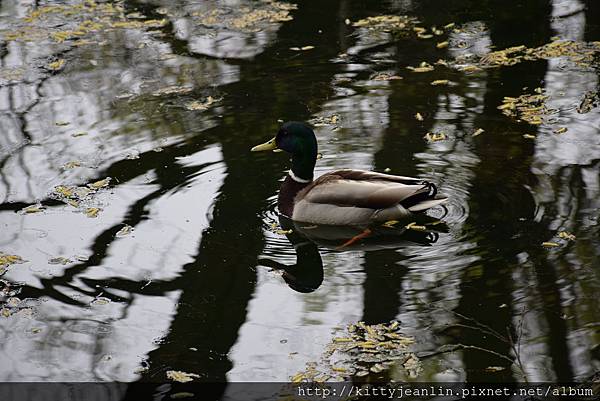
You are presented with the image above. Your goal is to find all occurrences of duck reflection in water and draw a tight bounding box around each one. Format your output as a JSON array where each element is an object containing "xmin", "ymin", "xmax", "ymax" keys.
[{"xmin": 258, "ymin": 215, "xmax": 446, "ymax": 293}]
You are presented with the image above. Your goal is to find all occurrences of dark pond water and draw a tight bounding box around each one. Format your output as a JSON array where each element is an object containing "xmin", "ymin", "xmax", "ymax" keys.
[{"xmin": 1, "ymin": 0, "xmax": 599, "ymax": 395}]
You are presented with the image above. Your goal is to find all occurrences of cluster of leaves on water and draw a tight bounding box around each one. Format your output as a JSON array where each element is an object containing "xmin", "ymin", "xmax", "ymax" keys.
[
  {"xmin": 185, "ymin": 96, "xmax": 222, "ymax": 111},
  {"xmin": 292, "ymin": 321, "xmax": 421, "ymax": 382},
  {"xmin": 193, "ymin": 0, "xmax": 297, "ymax": 33},
  {"xmin": 352, "ymin": 15, "xmax": 418, "ymax": 34},
  {"xmin": 42, "ymin": 177, "xmax": 112, "ymax": 218},
  {"xmin": 577, "ymin": 91, "xmax": 600, "ymax": 114},
  {"xmin": 542, "ymin": 230, "xmax": 576, "ymax": 249},
  {"xmin": 497, "ymin": 89, "xmax": 553, "ymax": 126},
  {"xmin": 479, "ymin": 40, "xmax": 600, "ymax": 69},
  {"xmin": 2, "ymin": 1, "xmax": 167, "ymax": 45},
  {"xmin": 310, "ymin": 114, "xmax": 340, "ymax": 128},
  {"xmin": 370, "ymin": 72, "xmax": 403, "ymax": 81}
]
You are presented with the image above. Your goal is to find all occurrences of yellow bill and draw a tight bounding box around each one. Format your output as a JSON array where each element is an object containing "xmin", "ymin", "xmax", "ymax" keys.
[{"xmin": 251, "ymin": 137, "xmax": 278, "ymax": 152}]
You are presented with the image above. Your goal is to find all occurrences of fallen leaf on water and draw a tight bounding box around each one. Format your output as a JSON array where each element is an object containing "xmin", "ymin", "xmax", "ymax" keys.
[
  {"xmin": 48, "ymin": 257, "xmax": 72, "ymax": 265},
  {"xmin": 371, "ymin": 72, "xmax": 403, "ymax": 81},
  {"xmin": 558, "ymin": 231, "xmax": 576, "ymax": 241},
  {"xmin": 55, "ymin": 121, "xmax": 70, "ymax": 126},
  {"xmin": 20, "ymin": 204, "xmax": 44, "ymax": 214},
  {"xmin": 62, "ymin": 161, "xmax": 81, "ymax": 169},
  {"xmin": 542, "ymin": 241, "xmax": 560, "ymax": 248},
  {"xmin": 406, "ymin": 62, "xmax": 434, "ymax": 73},
  {"xmin": 301, "ymin": 45, "xmax": 314, "ymax": 50},
  {"xmin": 88, "ymin": 177, "xmax": 111, "ymax": 189},
  {"xmin": 185, "ymin": 96, "xmax": 221, "ymax": 111},
  {"xmin": 47, "ymin": 59, "xmax": 66, "ymax": 71},
  {"xmin": 86, "ymin": 207, "xmax": 101, "ymax": 218},
  {"xmin": 424, "ymin": 132, "xmax": 447, "ymax": 142},
  {"xmin": 472, "ymin": 128, "xmax": 485, "ymax": 137},
  {"xmin": 554, "ymin": 127, "xmax": 568, "ymax": 134},
  {"xmin": 275, "ymin": 229, "xmax": 293, "ymax": 235},
  {"xmin": 71, "ymin": 131, "xmax": 88, "ymax": 137},
  {"xmin": 458, "ymin": 65, "xmax": 483, "ymax": 73},
  {"xmin": 436, "ymin": 41, "xmax": 448, "ymax": 49},
  {"xmin": 415, "ymin": 112, "xmax": 424, "ymax": 121},
  {"xmin": 431, "ymin": 79, "xmax": 450, "ymax": 86},
  {"xmin": 485, "ymin": 366, "xmax": 506, "ymax": 372},
  {"xmin": 54, "ymin": 185, "xmax": 74, "ymax": 198},
  {"xmin": 405, "ymin": 222, "xmax": 427, "ymax": 231},
  {"xmin": 116, "ymin": 225, "xmax": 133, "ymax": 237},
  {"xmin": 0, "ymin": 253, "xmax": 23, "ymax": 267},
  {"xmin": 382, "ymin": 220, "xmax": 399, "ymax": 228},
  {"xmin": 523, "ymin": 134, "xmax": 536, "ymax": 139},
  {"xmin": 166, "ymin": 370, "xmax": 201, "ymax": 383}
]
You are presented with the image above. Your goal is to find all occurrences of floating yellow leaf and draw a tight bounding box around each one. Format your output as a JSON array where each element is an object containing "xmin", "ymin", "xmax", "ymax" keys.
[
  {"xmin": 407, "ymin": 62, "xmax": 434, "ymax": 73},
  {"xmin": 436, "ymin": 41, "xmax": 448, "ymax": 49},
  {"xmin": 485, "ymin": 366, "xmax": 506, "ymax": 372},
  {"xmin": 458, "ymin": 65, "xmax": 482, "ymax": 73},
  {"xmin": 405, "ymin": 222, "xmax": 427, "ymax": 231},
  {"xmin": 371, "ymin": 72, "xmax": 403, "ymax": 81},
  {"xmin": 558, "ymin": 231, "xmax": 576, "ymax": 241},
  {"xmin": 542, "ymin": 241, "xmax": 560, "ymax": 248},
  {"xmin": 86, "ymin": 207, "xmax": 101, "ymax": 218},
  {"xmin": 20, "ymin": 204, "xmax": 44, "ymax": 214},
  {"xmin": 62, "ymin": 161, "xmax": 81, "ymax": 169},
  {"xmin": 54, "ymin": 185, "xmax": 74, "ymax": 198},
  {"xmin": 186, "ymin": 96, "xmax": 221, "ymax": 111},
  {"xmin": 71, "ymin": 131, "xmax": 88, "ymax": 137},
  {"xmin": 554, "ymin": 127, "xmax": 568, "ymax": 134},
  {"xmin": 382, "ymin": 220, "xmax": 399, "ymax": 228},
  {"xmin": 472, "ymin": 128, "xmax": 485, "ymax": 137},
  {"xmin": 0, "ymin": 253, "xmax": 23, "ymax": 267},
  {"xmin": 55, "ymin": 121, "xmax": 70, "ymax": 126},
  {"xmin": 415, "ymin": 112, "xmax": 424, "ymax": 121},
  {"xmin": 48, "ymin": 59, "xmax": 66, "ymax": 71},
  {"xmin": 275, "ymin": 229, "xmax": 293, "ymax": 235},
  {"xmin": 424, "ymin": 132, "xmax": 446, "ymax": 142},
  {"xmin": 431, "ymin": 79, "xmax": 449, "ymax": 86},
  {"xmin": 88, "ymin": 177, "xmax": 111, "ymax": 189}
]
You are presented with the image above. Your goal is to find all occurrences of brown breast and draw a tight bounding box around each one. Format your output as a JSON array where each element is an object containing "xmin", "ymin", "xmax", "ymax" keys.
[{"xmin": 278, "ymin": 175, "xmax": 311, "ymax": 217}]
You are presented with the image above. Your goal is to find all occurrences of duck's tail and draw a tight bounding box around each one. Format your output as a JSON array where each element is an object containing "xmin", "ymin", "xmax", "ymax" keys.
[{"xmin": 402, "ymin": 182, "xmax": 448, "ymax": 212}]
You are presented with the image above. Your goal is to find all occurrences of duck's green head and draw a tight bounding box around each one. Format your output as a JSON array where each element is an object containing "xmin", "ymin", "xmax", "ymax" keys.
[{"xmin": 251, "ymin": 121, "xmax": 318, "ymax": 181}]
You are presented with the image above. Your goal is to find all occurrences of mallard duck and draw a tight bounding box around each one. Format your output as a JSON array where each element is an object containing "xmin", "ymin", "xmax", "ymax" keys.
[{"xmin": 251, "ymin": 121, "xmax": 447, "ymax": 226}]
